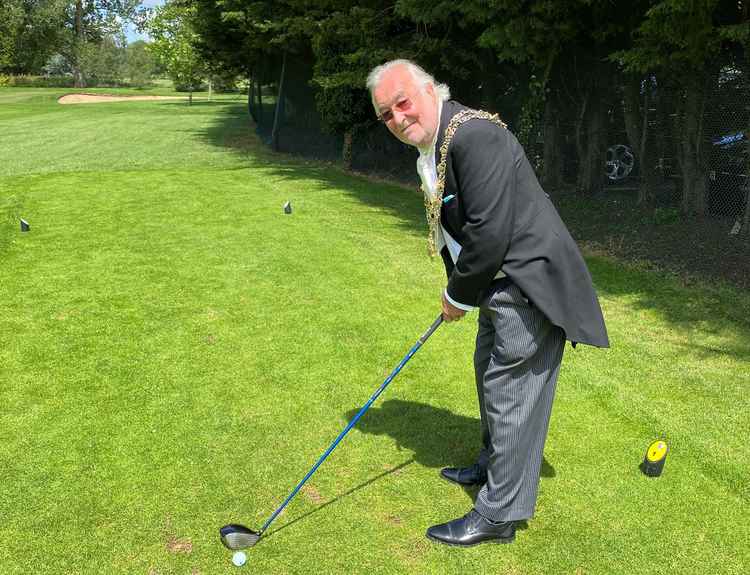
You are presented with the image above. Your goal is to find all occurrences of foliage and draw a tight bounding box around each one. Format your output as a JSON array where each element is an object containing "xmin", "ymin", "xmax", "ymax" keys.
[
  {"xmin": 61, "ymin": 0, "xmax": 142, "ymax": 86},
  {"xmin": 124, "ymin": 40, "xmax": 156, "ymax": 87},
  {"xmin": 0, "ymin": 74, "xmax": 76, "ymax": 87},
  {"xmin": 0, "ymin": 0, "xmax": 24, "ymax": 71},
  {"xmin": 146, "ymin": 0, "xmax": 206, "ymax": 94},
  {"xmin": 615, "ymin": 0, "xmax": 721, "ymax": 77},
  {"xmin": 0, "ymin": 0, "xmax": 67, "ymax": 74},
  {"xmin": 311, "ymin": 4, "xmax": 410, "ymax": 136},
  {"xmin": 78, "ymin": 35, "xmax": 128, "ymax": 86},
  {"xmin": 43, "ymin": 53, "xmax": 74, "ymax": 77}
]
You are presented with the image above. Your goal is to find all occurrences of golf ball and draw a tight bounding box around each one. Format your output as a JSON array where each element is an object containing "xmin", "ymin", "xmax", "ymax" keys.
[{"xmin": 232, "ymin": 551, "xmax": 247, "ymax": 567}]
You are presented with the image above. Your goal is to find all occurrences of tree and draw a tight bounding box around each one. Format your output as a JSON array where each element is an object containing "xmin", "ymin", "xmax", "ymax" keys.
[
  {"xmin": 62, "ymin": 0, "xmax": 141, "ymax": 87},
  {"xmin": 0, "ymin": 1, "xmax": 25, "ymax": 72},
  {"xmin": 124, "ymin": 40, "xmax": 156, "ymax": 87},
  {"xmin": 393, "ymin": 1, "xmax": 636, "ymax": 195},
  {"xmin": 617, "ymin": 0, "xmax": 748, "ymax": 217},
  {"xmin": 78, "ymin": 33, "xmax": 127, "ymax": 85},
  {"xmin": 311, "ymin": 3, "xmax": 418, "ymax": 166},
  {"xmin": 0, "ymin": 0, "xmax": 67, "ymax": 74},
  {"xmin": 147, "ymin": 0, "xmax": 205, "ymax": 103}
]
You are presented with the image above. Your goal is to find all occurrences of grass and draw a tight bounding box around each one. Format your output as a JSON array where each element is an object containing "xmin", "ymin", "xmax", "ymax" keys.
[{"xmin": 1, "ymin": 86, "xmax": 748, "ymax": 574}]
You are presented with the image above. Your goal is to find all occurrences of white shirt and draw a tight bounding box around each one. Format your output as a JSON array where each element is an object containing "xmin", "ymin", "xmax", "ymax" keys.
[{"xmin": 416, "ymin": 101, "xmax": 504, "ymax": 312}]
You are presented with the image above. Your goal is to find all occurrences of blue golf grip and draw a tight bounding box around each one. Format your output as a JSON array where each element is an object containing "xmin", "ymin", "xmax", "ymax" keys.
[{"xmin": 260, "ymin": 314, "xmax": 444, "ymax": 533}]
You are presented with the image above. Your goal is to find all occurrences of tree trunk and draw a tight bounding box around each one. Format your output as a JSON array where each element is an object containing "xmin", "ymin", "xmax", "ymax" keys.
[
  {"xmin": 573, "ymin": 92, "xmax": 588, "ymax": 191},
  {"xmin": 342, "ymin": 129, "xmax": 353, "ymax": 170},
  {"xmin": 72, "ymin": 0, "xmax": 85, "ymax": 88},
  {"xmin": 622, "ymin": 75, "xmax": 656, "ymax": 206},
  {"xmin": 679, "ymin": 84, "xmax": 707, "ymax": 217},
  {"xmin": 576, "ymin": 90, "xmax": 606, "ymax": 196},
  {"xmin": 247, "ymin": 75, "xmax": 255, "ymax": 122},
  {"xmin": 271, "ymin": 52, "xmax": 287, "ymax": 152},
  {"xmin": 542, "ymin": 95, "xmax": 562, "ymax": 191}
]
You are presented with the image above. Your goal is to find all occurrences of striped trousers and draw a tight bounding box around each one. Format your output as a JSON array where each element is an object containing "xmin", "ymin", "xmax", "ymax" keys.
[{"xmin": 472, "ymin": 279, "xmax": 565, "ymax": 522}]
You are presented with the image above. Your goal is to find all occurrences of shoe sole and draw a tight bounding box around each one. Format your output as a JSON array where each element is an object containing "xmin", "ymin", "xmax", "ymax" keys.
[{"xmin": 425, "ymin": 533, "xmax": 515, "ymax": 547}]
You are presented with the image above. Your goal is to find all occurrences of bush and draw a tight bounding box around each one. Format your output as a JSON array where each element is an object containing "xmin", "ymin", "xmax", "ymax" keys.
[
  {"xmin": 0, "ymin": 75, "xmax": 75, "ymax": 87},
  {"xmin": 43, "ymin": 54, "xmax": 73, "ymax": 77}
]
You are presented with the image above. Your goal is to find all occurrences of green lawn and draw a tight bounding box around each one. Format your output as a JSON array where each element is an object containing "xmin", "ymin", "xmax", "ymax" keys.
[{"xmin": 1, "ymin": 87, "xmax": 748, "ymax": 575}]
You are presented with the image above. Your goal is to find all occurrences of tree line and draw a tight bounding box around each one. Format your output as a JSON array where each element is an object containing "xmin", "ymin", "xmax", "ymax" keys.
[
  {"xmin": 0, "ymin": 1, "xmax": 149, "ymax": 85},
  {"xmin": 2, "ymin": 1, "xmax": 749, "ymax": 216},
  {"xmin": 189, "ymin": 0, "xmax": 749, "ymax": 215}
]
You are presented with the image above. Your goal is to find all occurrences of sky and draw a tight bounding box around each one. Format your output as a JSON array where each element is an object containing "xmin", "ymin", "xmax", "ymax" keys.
[{"xmin": 125, "ymin": 0, "xmax": 164, "ymax": 43}]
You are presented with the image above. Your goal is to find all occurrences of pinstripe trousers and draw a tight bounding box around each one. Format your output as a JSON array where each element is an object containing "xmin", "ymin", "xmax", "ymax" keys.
[{"xmin": 472, "ymin": 279, "xmax": 565, "ymax": 522}]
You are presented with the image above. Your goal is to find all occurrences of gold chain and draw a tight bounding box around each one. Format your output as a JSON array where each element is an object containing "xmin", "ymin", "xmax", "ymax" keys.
[{"xmin": 423, "ymin": 109, "xmax": 507, "ymax": 256}]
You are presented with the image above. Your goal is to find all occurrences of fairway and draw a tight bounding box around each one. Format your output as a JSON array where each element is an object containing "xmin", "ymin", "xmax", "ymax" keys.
[{"xmin": 1, "ymin": 88, "xmax": 748, "ymax": 574}]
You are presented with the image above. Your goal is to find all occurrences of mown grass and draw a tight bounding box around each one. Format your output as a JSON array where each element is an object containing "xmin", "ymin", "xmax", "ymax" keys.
[{"xmin": 1, "ymin": 87, "xmax": 748, "ymax": 575}]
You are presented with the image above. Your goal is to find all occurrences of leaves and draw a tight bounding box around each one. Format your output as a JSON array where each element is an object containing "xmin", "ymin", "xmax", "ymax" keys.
[{"xmin": 146, "ymin": 1, "xmax": 206, "ymax": 89}]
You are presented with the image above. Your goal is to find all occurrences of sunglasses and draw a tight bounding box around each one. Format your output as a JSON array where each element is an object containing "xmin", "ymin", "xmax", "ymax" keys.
[{"xmin": 378, "ymin": 96, "xmax": 413, "ymax": 123}]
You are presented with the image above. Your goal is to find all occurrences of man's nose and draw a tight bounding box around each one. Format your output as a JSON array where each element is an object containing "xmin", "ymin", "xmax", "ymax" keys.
[{"xmin": 392, "ymin": 109, "xmax": 408, "ymax": 127}]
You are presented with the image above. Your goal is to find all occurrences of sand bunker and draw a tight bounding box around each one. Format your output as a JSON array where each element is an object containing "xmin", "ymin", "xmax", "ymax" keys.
[{"xmin": 58, "ymin": 93, "xmax": 187, "ymax": 104}]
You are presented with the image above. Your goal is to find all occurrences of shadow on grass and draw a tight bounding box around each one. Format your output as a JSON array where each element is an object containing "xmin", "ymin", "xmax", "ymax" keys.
[
  {"xmin": 195, "ymin": 103, "xmax": 750, "ymax": 351},
  {"xmin": 267, "ymin": 457, "xmax": 416, "ymax": 539},
  {"xmin": 586, "ymin": 255, "xmax": 750, "ymax": 358},
  {"xmin": 269, "ymin": 398, "xmax": 552, "ymax": 537},
  {"xmin": 346, "ymin": 399, "xmax": 556, "ymax": 478},
  {"xmin": 194, "ymin": 102, "xmax": 426, "ymax": 241}
]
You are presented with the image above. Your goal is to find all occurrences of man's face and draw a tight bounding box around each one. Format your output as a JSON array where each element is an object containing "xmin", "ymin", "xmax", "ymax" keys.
[{"xmin": 372, "ymin": 65, "xmax": 439, "ymax": 149}]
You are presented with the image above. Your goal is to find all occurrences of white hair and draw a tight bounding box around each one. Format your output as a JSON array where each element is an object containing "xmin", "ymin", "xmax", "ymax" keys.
[{"xmin": 366, "ymin": 59, "xmax": 450, "ymax": 112}]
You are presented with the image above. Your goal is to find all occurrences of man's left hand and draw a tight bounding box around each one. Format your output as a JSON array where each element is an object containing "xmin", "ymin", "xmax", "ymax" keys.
[{"xmin": 442, "ymin": 292, "xmax": 466, "ymax": 322}]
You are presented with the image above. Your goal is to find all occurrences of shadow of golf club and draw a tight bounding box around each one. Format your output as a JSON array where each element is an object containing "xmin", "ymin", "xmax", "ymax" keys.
[{"xmin": 264, "ymin": 457, "xmax": 416, "ymax": 539}]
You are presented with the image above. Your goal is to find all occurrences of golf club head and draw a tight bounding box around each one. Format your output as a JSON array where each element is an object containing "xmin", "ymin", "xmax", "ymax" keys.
[{"xmin": 220, "ymin": 524, "xmax": 261, "ymax": 550}]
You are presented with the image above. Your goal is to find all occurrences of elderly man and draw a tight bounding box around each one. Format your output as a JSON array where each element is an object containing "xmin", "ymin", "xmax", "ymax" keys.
[{"xmin": 366, "ymin": 60, "xmax": 609, "ymax": 547}]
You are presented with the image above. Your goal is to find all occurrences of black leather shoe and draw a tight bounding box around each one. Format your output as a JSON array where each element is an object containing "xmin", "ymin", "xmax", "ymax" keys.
[
  {"xmin": 440, "ymin": 464, "xmax": 487, "ymax": 486},
  {"xmin": 426, "ymin": 510, "xmax": 515, "ymax": 547}
]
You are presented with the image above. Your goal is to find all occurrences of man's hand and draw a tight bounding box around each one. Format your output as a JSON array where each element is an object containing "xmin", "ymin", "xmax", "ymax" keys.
[{"xmin": 442, "ymin": 292, "xmax": 466, "ymax": 322}]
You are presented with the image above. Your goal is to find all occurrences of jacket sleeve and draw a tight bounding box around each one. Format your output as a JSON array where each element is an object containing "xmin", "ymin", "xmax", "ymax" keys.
[{"xmin": 445, "ymin": 120, "xmax": 516, "ymax": 306}]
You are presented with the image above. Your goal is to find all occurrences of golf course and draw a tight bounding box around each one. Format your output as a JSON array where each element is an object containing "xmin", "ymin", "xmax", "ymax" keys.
[{"xmin": 1, "ymin": 87, "xmax": 748, "ymax": 574}]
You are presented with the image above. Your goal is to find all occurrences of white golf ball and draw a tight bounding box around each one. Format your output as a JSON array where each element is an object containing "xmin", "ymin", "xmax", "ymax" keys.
[{"xmin": 232, "ymin": 551, "xmax": 247, "ymax": 567}]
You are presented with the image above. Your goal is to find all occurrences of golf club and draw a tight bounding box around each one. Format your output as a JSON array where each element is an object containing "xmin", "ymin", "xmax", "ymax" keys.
[{"xmin": 219, "ymin": 313, "xmax": 444, "ymax": 550}]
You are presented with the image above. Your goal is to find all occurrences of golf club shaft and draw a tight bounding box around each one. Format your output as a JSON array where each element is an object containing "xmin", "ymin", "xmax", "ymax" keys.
[{"xmin": 259, "ymin": 314, "xmax": 444, "ymax": 534}]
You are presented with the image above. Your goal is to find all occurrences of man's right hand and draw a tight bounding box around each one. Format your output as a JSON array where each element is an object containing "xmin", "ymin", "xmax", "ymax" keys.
[{"xmin": 442, "ymin": 292, "xmax": 466, "ymax": 322}]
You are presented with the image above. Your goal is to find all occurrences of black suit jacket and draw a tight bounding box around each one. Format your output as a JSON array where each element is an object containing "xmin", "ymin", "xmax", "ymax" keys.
[{"xmin": 436, "ymin": 100, "xmax": 609, "ymax": 348}]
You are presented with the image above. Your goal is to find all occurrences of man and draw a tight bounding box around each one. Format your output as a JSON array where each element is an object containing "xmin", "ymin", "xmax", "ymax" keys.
[{"xmin": 366, "ymin": 60, "xmax": 609, "ymax": 547}]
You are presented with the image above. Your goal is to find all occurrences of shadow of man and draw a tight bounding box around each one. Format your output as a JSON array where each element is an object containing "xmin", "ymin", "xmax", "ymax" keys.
[
  {"xmin": 268, "ymin": 399, "xmax": 555, "ymax": 537},
  {"xmin": 347, "ymin": 398, "xmax": 556, "ymax": 531},
  {"xmin": 346, "ymin": 398, "xmax": 556, "ymax": 478}
]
